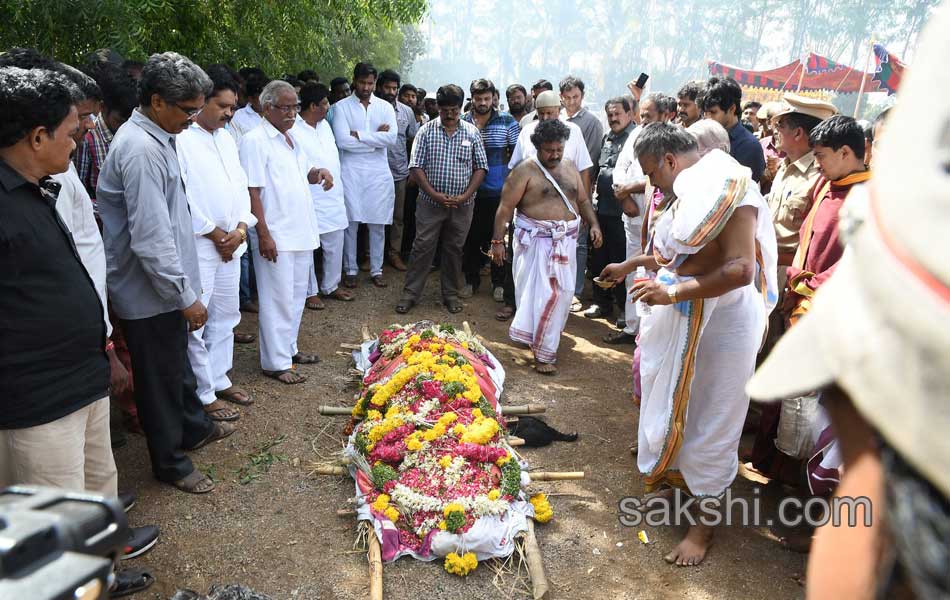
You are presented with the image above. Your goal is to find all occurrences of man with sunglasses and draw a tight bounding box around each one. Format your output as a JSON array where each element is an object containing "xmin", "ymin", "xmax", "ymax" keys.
[{"xmin": 98, "ymin": 52, "xmax": 234, "ymax": 495}]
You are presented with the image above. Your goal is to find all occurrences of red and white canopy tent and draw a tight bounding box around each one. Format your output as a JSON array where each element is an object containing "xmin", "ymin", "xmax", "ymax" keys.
[{"xmin": 707, "ymin": 52, "xmax": 883, "ymax": 95}]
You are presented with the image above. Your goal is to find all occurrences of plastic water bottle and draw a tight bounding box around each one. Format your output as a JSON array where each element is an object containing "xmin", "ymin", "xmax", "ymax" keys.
[{"xmin": 634, "ymin": 266, "xmax": 652, "ymax": 317}]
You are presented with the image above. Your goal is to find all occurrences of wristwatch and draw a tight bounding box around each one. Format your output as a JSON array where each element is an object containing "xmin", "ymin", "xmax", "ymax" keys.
[{"xmin": 667, "ymin": 284, "xmax": 679, "ymax": 304}]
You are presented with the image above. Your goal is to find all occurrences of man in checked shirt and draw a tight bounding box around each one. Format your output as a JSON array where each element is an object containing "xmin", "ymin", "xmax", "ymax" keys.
[{"xmin": 396, "ymin": 84, "xmax": 487, "ymax": 315}]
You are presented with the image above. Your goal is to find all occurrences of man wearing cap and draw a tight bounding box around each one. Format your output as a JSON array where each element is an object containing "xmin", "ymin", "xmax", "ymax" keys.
[
  {"xmin": 748, "ymin": 94, "xmax": 835, "ymax": 485},
  {"xmin": 748, "ymin": 9, "xmax": 949, "ymax": 593}
]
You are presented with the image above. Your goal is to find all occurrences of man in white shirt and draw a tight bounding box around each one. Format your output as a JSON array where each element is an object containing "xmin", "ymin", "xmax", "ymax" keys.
[
  {"xmin": 240, "ymin": 80, "xmax": 334, "ymax": 385},
  {"xmin": 229, "ymin": 71, "xmax": 267, "ymax": 147},
  {"xmin": 177, "ymin": 66, "xmax": 255, "ymax": 419},
  {"xmin": 292, "ymin": 82, "xmax": 353, "ymax": 307},
  {"xmin": 330, "ymin": 62, "xmax": 397, "ymax": 289}
]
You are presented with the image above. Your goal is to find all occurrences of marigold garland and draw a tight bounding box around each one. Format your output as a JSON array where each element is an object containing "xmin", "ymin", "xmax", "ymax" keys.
[
  {"xmin": 530, "ymin": 493, "xmax": 554, "ymax": 523},
  {"xmin": 444, "ymin": 551, "xmax": 478, "ymax": 576}
]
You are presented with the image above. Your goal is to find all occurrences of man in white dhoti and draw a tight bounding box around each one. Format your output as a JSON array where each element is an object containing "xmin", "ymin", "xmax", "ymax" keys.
[
  {"xmin": 292, "ymin": 82, "xmax": 353, "ymax": 309},
  {"xmin": 330, "ymin": 62, "xmax": 397, "ymax": 289},
  {"xmin": 177, "ymin": 65, "xmax": 255, "ymax": 418},
  {"xmin": 491, "ymin": 120, "xmax": 603, "ymax": 375},
  {"xmin": 240, "ymin": 80, "xmax": 334, "ymax": 385},
  {"xmin": 605, "ymin": 123, "xmax": 777, "ymax": 566}
]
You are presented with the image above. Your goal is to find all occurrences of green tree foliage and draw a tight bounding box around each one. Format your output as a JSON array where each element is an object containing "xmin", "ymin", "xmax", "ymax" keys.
[{"xmin": 0, "ymin": 0, "xmax": 427, "ymax": 78}]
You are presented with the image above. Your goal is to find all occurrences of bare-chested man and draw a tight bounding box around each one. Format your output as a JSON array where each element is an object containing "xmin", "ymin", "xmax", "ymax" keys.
[
  {"xmin": 491, "ymin": 119, "xmax": 603, "ymax": 375},
  {"xmin": 601, "ymin": 123, "xmax": 778, "ymax": 566}
]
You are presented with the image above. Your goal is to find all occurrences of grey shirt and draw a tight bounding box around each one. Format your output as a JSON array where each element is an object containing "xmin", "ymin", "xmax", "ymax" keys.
[
  {"xmin": 565, "ymin": 107, "xmax": 604, "ymax": 167},
  {"xmin": 97, "ymin": 109, "xmax": 201, "ymax": 320},
  {"xmin": 387, "ymin": 101, "xmax": 419, "ymax": 181}
]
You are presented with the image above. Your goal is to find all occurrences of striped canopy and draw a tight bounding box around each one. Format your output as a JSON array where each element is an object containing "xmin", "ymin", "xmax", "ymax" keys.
[{"xmin": 708, "ymin": 53, "xmax": 883, "ymax": 94}]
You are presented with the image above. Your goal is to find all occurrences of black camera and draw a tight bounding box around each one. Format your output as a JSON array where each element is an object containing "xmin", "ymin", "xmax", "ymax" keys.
[{"xmin": 0, "ymin": 486, "xmax": 129, "ymax": 600}]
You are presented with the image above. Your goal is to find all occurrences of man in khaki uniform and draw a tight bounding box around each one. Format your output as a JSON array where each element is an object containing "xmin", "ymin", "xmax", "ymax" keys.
[
  {"xmin": 750, "ymin": 94, "xmax": 836, "ymax": 483},
  {"xmin": 767, "ymin": 94, "xmax": 836, "ymax": 291}
]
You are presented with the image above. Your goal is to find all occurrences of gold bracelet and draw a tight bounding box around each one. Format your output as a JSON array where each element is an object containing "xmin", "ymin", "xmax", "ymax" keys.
[
  {"xmin": 667, "ymin": 284, "xmax": 678, "ymax": 304},
  {"xmin": 238, "ymin": 228, "xmax": 247, "ymax": 241}
]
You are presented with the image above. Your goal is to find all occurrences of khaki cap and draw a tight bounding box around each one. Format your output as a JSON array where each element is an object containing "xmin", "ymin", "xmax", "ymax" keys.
[
  {"xmin": 773, "ymin": 93, "xmax": 837, "ymax": 121},
  {"xmin": 534, "ymin": 90, "xmax": 561, "ymax": 109},
  {"xmin": 747, "ymin": 6, "xmax": 950, "ymax": 497},
  {"xmin": 756, "ymin": 101, "xmax": 784, "ymax": 121}
]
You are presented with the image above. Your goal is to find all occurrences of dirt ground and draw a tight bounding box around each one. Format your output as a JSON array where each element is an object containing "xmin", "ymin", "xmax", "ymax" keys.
[{"xmin": 116, "ymin": 268, "xmax": 806, "ymax": 600}]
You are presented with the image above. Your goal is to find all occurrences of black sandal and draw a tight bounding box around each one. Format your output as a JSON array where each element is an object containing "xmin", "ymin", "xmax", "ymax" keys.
[
  {"xmin": 111, "ymin": 567, "xmax": 155, "ymax": 597},
  {"xmin": 444, "ymin": 298, "xmax": 464, "ymax": 314},
  {"xmin": 395, "ymin": 298, "xmax": 415, "ymax": 314},
  {"xmin": 292, "ymin": 353, "xmax": 321, "ymax": 364}
]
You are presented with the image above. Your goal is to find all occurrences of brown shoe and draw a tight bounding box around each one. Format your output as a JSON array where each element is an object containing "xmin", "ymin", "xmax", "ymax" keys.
[
  {"xmin": 371, "ymin": 275, "xmax": 388, "ymax": 288},
  {"xmin": 325, "ymin": 288, "xmax": 354, "ymax": 301},
  {"xmin": 388, "ymin": 254, "xmax": 408, "ymax": 271},
  {"xmin": 342, "ymin": 274, "xmax": 358, "ymax": 288}
]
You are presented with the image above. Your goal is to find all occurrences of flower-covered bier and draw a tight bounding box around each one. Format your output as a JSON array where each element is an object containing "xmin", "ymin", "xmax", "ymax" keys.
[{"xmin": 348, "ymin": 322, "xmax": 535, "ymax": 576}]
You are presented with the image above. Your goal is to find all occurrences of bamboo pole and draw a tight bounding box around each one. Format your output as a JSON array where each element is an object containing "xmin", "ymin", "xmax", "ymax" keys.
[
  {"xmin": 499, "ymin": 404, "xmax": 546, "ymax": 415},
  {"xmin": 529, "ymin": 471, "xmax": 585, "ymax": 481},
  {"xmin": 368, "ymin": 531, "xmax": 383, "ymax": 600},
  {"xmin": 319, "ymin": 405, "xmax": 356, "ymax": 416},
  {"xmin": 853, "ymin": 38, "xmax": 876, "ymax": 118},
  {"xmin": 796, "ymin": 54, "xmax": 807, "ymax": 91},
  {"xmin": 339, "ymin": 342, "xmax": 362, "ymax": 350},
  {"xmin": 508, "ymin": 436, "xmax": 525, "ymax": 447},
  {"xmin": 312, "ymin": 465, "xmax": 347, "ymax": 476},
  {"xmin": 523, "ymin": 520, "xmax": 550, "ymax": 600},
  {"xmin": 336, "ymin": 508, "xmax": 357, "ymax": 517},
  {"xmin": 360, "ymin": 324, "xmax": 372, "ymax": 343}
]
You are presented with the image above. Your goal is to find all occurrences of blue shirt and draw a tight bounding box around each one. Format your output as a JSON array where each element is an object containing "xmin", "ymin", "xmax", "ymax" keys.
[
  {"xmin": 728, "ymin": 121, "xmax": 766, "ymax": 182},
  {"xmin": 462, "ymin": 110, "xmax": 520, "ymax": 195}
]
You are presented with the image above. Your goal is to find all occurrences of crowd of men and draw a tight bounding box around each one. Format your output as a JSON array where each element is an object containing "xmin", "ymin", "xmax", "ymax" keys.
[{"xmin": 0, "ymin": 28, "xmax": 947, "ymax": 599}]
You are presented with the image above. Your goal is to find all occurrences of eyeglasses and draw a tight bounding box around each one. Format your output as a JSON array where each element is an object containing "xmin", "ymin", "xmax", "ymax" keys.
[
  {"xmin": 273, "ymin": 103, "xmax": 301, "ymax": 113},
  {"xmin": 173, "ymin": 102, "xmax": 204, "ymax": 118}
]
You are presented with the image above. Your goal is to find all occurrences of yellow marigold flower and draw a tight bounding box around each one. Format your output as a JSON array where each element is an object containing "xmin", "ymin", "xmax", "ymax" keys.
[
  {"xmin": 462, "ymin": 364, "xmax": 475, "ymax": 375},
  {"xmin": 530, "ymin": 493, "xmax": 554, "ymax": 523},
  {"xmin": 406, "ymin": 435, "xmax": 423, "ymax": 451},
  {"xmin": 444, "ymin": 552, "xmax": 478, "ymax": 576},
  {"xmin": 365, "ymin": 410, "xmax": 382, "ymax": 421},
  {"xmin": 495, "ymin": 454, "xmax": 511, "ymax": 466},
  {"xmin": 439, "ymin": 455, "xmax": 452, "ymax": 469},
  {"xmin": 471, "ymin": 408, "xmax": 483, "ymax": 419},
  {"xmin": 384, "ymin": 506, "xmax": 400, "ymax": 522},
  {"xmin": 488, "ymin": 489, "xmax": 501, "ymax": 501},
  {"xmin": 452, "ymin": 424, "xmax": 466, "ymax": 437},
  {"xmin": 371, "ymin": 494, "xmax": 390, "ymax": 512},
  {"xmin": 438, "ymin": 520, "xmax": 447, "ymax": 530},
  {"xmin": 461, "ymin": 342, "xmax": 470, "ymax": 349},
  {"xmin": 443, "ymin": 502, "xmax": 465, "ymax": 517}
]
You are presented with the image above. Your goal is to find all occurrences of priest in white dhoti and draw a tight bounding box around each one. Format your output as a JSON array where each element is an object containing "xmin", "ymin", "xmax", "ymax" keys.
[
  {"xmin": 177, "ymin": 69, "xmax": 256, "ymax": 418},
  {"xmin": 240, "ymin": 80, "xmax": 334, "ymax": 385},
  {"xmin": 490, "ymin": 120, "xmax": 603, "ymax": 375},
  {"xmin": 292, "ymin": 82, "xmax": 353, "ymax": 309},
  {"xmin": 618, "ymin": 123, "xmax": 777, "ymax": 567},
  {"xmin": 329, "ymin": 62, "xmax": 397, "ymax": 288}
]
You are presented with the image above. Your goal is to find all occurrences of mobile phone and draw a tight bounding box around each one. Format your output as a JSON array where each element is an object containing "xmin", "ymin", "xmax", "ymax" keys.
[{"xmin": 635, "ymin": 73, "xmax": 649, "ymax": 89}]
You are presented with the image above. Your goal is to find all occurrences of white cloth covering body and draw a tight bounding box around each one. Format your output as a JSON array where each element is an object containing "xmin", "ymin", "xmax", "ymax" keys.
[{"xmin": 637, "ymin": 150, "xmax": 777, "ymax": 497}]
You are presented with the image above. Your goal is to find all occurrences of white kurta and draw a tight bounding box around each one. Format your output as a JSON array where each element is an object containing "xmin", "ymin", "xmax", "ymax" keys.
[
  {"xmin": 330, "ymin": 94, "xmax": 397, "ymax": 224},
  {"xmin": 177, "ymin": 122, "xmax": 256, "ymax": 256},
  {"xmin": 229, "ymin": 104, "xmax": 263, "ymax": 147},
  {"xmin": 508, "ymin": 119, "xmax": 593, "ymax": 172},
  {"xmin": 52, "ymin": 163, "xmax": 111, "ymax": 336},
  {"xmin": 240, "ymin": 120, "xmax": 320, "ymax": 252},
  {"xmin": 290, "ymin": 116, "xmax": 348, "ymax": 234}
]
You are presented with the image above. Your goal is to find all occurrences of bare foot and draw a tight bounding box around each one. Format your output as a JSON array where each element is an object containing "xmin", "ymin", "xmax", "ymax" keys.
[
  {"xmin": 664, "ymin": 524, "xmax": 714, "ymax": 567},
  {"xmin": 534, "ymin": 361, "xmax": 558, "ymax": 375}
]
